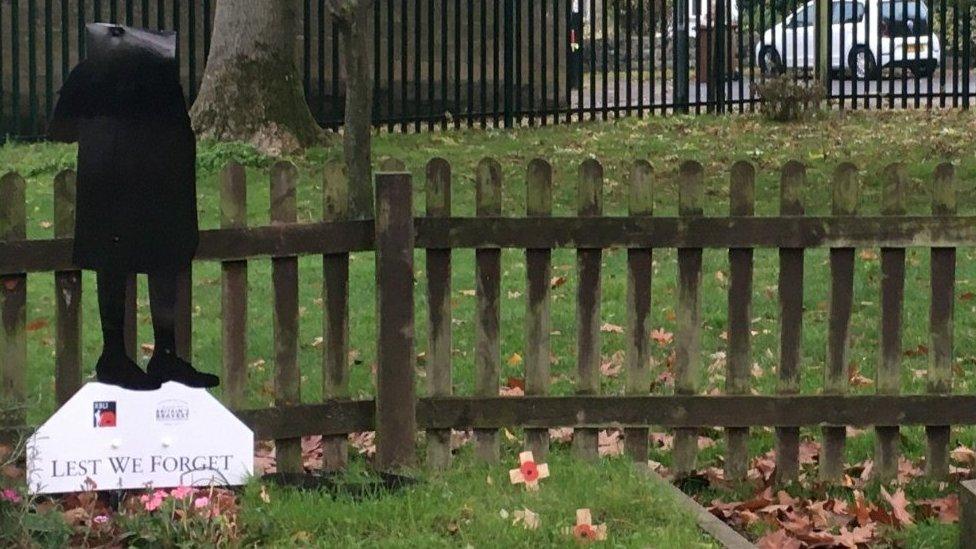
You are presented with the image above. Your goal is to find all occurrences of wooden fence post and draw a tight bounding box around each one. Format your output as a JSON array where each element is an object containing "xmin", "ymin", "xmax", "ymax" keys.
[
  {"xmin": 323, "ymin": 161, "xmax": 351, "ymax": 471},
  {"xmin": 0, "ymin": 172, "xmax": 27, "ymax": 424},
  {"xmin": 960, "ymin": 480, "xmax": 976, "ymax": 544},
  {"xmin": 875, "ymin": 163, "xmax": 907, "ymax": 481},
  {"xmin": 776, "ymin": 160, "xmax": 806, "ymax": 484},
  {"xmin": 375, "ymin": 171, "xmax": 417, "ymax": 470},
  {"xmin": 220, "ymin": 161, "xmax": 248, "ymax": 410},
  {"xmin": 725, "ymin": 160, "xmax": 755, "ymax": 481},
  {"xmin": 822, "ymin": 162, "xmax": 859, "ymax": 482},
  {"xmin": 575, "ymin": 158, "xmax": 604, "ymax": 462},
  {"xmin": 474, "ymin": 158, "xmax": 502, "ymax": 463},
  {"xmin": 425, "ymin": 158, "xmax": 453, "ymax": 470},
  {"xmin": 54, "ymin": 170, "xmax": 82, "ymax": 406},
  {"xmin": 926, "ymin": 163, "xmax": 956, "ymax": 480},
  {"xmin": 673, "ymin": 160, "xmax": 704, "ymax": 477},
  {"xmin": 525, "ymin": 158, "xmax": 553, "ymax": 460},
  {"xmin": 626, "ymin": 159, "xmax": 654, "ymax": 464},
  {"xmin": 271, "ymin": 161, "xmax": 302, "ymax": 473}
]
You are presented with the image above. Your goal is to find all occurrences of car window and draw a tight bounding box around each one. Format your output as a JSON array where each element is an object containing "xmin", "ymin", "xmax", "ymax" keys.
[
  {"xmin": 831, "ymin": 1, "xmax": 865, "ymax": 23},
  {"xmin": 792, "ymin": 4, "xmax": 816, "ymax": 26},
  {"xmin": 881, "ymin": 1, "xmax": 929, "ymax": 20},
  {"xmin": 881, "ymin": 1, "xmax": 930, "ymax": 35}
]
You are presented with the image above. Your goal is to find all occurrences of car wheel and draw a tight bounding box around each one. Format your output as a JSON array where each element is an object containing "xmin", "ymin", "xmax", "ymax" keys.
[
  {"xmin": 758, "ymin": 46, "xmax": 784, "ymax": 76},
  {"xmin": 848, "ymin": 46, "xmax": 878, "ymax": 80}
]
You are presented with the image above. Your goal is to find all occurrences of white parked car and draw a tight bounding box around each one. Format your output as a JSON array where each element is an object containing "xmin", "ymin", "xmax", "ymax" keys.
[{"xmin": 756, "ymin": 0, "xmax": 941, "ymax": 79}]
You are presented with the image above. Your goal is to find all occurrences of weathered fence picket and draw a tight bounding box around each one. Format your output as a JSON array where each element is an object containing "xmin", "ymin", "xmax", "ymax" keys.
[
  {"xmin": 425, "ymin": 157, "xmax": 453, "ymax": 470},
  {"xmin": 53, "ymin": 170, "xmax": 81, "ymax": 406},
  {"xmin": 625, "ymin": 159, "xmax": 653, "ymax": 464},
  {"xmin": 822, "ymin": 162, "xmax": 859, "ymax": 482},
  {"xmin": 575, "ymin": 158, "xmax": 604, "ymax": 462},
  {"xmin": 525, "ymin": 158, "xmax": 553, "ymax": 460},
  {"xmin": 927, "ymin": 163, "xmax": 956, "ymax": 480},
  {"xmin": 473, "ymin": 158, "xmax": 503, "ymax": 463},
  {"xmin": 220, "ymin": 161, "xmax": 248, "ymax": 410},
  {"xmin": 876, "ymin": 163, "xmax": 908, "ymax": 481},
  {"xmin": 673, "ymin": 160, "xmax": 704, "ymax": 476},
  {"xmin": 0, "ymin": 157, "xmax": 972, "ymax": 487},
  {"xmin": 725, "ymin": 161, "xmax": 755, "ymax": 481},
  {"xmin": 775, "ymin": 160, "xmax": 805, "ymax": 484},
  {"xmin": 323, "ymin": 161, "xmax": 351, "ymax": 471},
  {"xmin": 0, "ymin": 173, "xmax": 27, "ymax": 425},
  {"xmin": 270, "ymin": 161, "xmax": 302, "ymax": 474}
]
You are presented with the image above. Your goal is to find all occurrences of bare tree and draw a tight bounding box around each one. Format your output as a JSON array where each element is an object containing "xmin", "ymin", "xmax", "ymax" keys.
[
  {"xmin": 327, "ymin": 0, "xmax": 375, "ymax": 218},
  {"xmin": 191, "ymin": 0, "xmax": 322, "ymax": 155}
]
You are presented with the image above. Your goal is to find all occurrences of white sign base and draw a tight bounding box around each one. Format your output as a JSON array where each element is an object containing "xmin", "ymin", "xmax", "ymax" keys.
[{"xmin": 27, "ymin": 382, "xmax": 253, "ymax": 495}]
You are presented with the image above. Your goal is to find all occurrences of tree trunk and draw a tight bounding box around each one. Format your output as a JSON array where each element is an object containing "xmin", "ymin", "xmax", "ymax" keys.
[
  {"xmin": 191, "ymin": 0, "xmax": 322, "ymax": 155},
  {"xmin": 330, "ymin": 0, "xmax": 375, "ymax": 219}
]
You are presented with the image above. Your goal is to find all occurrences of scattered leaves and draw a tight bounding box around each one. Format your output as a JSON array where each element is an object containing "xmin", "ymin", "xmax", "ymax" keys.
[{"xmin": 650, "ymin": 328, "xmax": 674, "ymax": 347}]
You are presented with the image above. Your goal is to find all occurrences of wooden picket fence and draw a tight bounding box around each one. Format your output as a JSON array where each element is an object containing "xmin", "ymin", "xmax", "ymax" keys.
[{"xmin": 2, "ymin": 157, "xmax": 975, "ymax": 485}]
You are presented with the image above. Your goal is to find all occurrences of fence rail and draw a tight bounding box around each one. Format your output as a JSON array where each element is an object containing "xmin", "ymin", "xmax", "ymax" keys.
[
  {"xmin": 1, "ymin": 0, "xmax": 974, "ymax": 140},
  {"xmin": 0, "ymin": 156, "xmax": 969, "ymax": 483}
]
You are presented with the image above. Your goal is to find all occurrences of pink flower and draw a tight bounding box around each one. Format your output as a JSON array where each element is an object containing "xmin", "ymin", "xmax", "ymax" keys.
[
  {"xmin": 193, "ymin": 496, "xmax": 210, "ymax": 509},
  {"xmin": 170, "ymin": 485, "xmax": 195, "ymax": 499},
  {"xmin": 0, "ymin": 488, "xmax": 21, "ymax": 503},
  {"xmin": 139, "ymin": 493, "xmax": 163, "ymax": 512},
  {"xmin": 93, "ymin": 515, "xmax": 109, "ymax": 524},
  {"xmin": 152, "ymin": 489, "xmax": 169, "ymax": 500}
]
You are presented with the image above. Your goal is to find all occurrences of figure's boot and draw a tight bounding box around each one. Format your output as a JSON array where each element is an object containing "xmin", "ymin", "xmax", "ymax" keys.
[
  {"xmin": 96, "ymin": 348, "xmax": 162, "ymax": 391},
  {"xmin": 146, "ymin": 268, "xmax": 220, "ymax": 388},
  {"xmin": 95, "ymin": 270, "xmax": 161, "ymax": 391},
  {"xmin": 147, "ymin": 347, "xmax": 219, "ymax": 388}
]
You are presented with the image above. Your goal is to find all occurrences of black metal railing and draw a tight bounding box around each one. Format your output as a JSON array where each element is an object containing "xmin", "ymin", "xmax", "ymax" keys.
[{"xmin": 0, "ymin": 0, "xmax": 972, "ymax": 140}]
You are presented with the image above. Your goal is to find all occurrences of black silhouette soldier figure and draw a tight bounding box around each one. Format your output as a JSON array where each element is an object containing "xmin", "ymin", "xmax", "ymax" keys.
[{"xmin": 48, "ymin": 24, "xmax": 218, "ymax": 391}]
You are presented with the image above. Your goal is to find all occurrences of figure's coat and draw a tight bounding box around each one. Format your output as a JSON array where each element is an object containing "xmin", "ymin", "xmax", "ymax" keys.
[{"xmin": 49, "ymin": 24, "xmax": 198, "ymax": 273}]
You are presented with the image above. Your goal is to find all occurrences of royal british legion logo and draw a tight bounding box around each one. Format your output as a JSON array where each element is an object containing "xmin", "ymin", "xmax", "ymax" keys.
[
  {"xmin": 155, "ymin": 400, "xmax": 190, "ymax": 425},
  {"xmin": 93, "ymin": 401, "xmax": 116, "ymax": 428}
]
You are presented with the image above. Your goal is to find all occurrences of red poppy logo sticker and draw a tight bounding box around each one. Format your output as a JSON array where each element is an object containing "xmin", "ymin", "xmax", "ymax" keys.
[{"xmin": 93, "ymin": 401, "xmax": 117, "ymax": 428}]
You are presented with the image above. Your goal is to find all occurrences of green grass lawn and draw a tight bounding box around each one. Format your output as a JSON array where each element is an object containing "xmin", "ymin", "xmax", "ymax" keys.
[
  {"xmin": 4, "ymin": 109, "xmax": 976, "ymax": 545},
  {"xmin": 241, "ymin": 449, "xmax": 716, "ymax": 547}
]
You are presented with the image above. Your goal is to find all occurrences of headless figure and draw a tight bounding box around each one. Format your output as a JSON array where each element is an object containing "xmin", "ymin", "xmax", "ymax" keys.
[{"xmin": 50, "ymin": 24, "xmax": 218, "ymax": 390}]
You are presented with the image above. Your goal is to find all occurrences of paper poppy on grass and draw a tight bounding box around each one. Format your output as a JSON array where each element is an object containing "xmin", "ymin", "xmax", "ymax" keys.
[
  {"xmin": 509, "ymin": 451, "xmax": 549, "ymax": 491},
  {"xmin": 572, "ymin": 509, "xmax": 607, "ymax": 542},
  {"xmin": 520, "ymin": 461, "xmax": 540, "ymax": 482}
]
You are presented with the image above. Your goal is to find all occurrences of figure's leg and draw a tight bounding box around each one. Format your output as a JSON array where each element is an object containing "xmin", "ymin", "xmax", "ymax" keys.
[
  {"xmin": 146, "ymin": 267, "xmax": 219, "ymax": 388},
  {"xmin": 95, "ymin": 270, "xmax": 161, "ymax": 390}
]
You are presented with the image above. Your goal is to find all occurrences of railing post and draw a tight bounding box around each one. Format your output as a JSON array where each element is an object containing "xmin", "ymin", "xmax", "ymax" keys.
[
  {"xmin": 963, "ymin": 0, "xmax": 972, "ymax": 109},
  {"xmin": 673, "ymin": 0, "xmax": 690, "ymax": 112},
  {"xmin": 374, "ymin": 171, "xmax": 417, "ymax": 470},
  {"xmin": 503, "ymin": 0, "xmax": 515, "ymax": 128}
]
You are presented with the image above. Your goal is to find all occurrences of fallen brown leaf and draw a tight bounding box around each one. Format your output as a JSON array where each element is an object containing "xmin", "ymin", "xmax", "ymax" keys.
[
  {"xmin": 881, "ymin": 486, "xmax": 914, "ymax": 526},
  {"xmin": 757, "ymin": 529, "xmax": 802, "ymax": 549}
]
